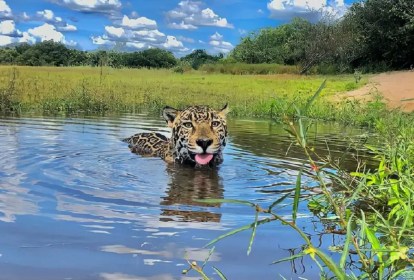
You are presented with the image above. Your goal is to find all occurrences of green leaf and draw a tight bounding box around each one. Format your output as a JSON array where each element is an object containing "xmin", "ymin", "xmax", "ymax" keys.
[
  {"xmin": 294, "ymin": 105, "xmax": 306, "ymax": 147},
  {"xmin": 365, "ymin": 227, "xmax": 383, "ymax": 262},
  {"xmin": 340, "ymin": 214, "xmax": 354, "ymax": 269},
  {"xmin": 204, "ymin": 218, "xmax": 273, "ymax": 248},
  {"xmin": 247, "ymin": 210, "xmax": 259, "ymax": 256},
  {"xmin": 314, "ymin": 248, "xmax": 347, "ymax": 280},
  {"xmin": 268, "ymin": 192, "xmax": 291, "ymax": 211},
  {"xmin": 194, "ymin": 199, "xmax": 255, "ymax": 207},
  {"xmin": 213, "ymin": 266, "xmax": 227, "ymax": 280},
  {"xmin": 304, "ymin": 79, "xmax": 326, "ymax": 114},
  {"xmin": 271, "ymin": 252, "xmax": 306, "ymax": 264},
  {"xmin": 292, "ymin": 169, "xmax": 302, "ymax": 223}
]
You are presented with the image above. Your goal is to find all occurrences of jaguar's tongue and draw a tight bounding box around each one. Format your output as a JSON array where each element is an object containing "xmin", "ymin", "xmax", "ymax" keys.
[{"xmin": 195, "ymin": 153, "xmax": 214, "ymax": 165}]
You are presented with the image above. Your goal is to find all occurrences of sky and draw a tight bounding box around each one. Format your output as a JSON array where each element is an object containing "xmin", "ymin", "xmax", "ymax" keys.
[{"xmin": 0, "ymin": 0, "xmax": 356, "ymax": 56}]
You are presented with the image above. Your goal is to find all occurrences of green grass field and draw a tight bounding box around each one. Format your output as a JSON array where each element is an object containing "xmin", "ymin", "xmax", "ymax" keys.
[{"xmin": 0, "ymin": 66, "xmax": 366, "ymax": 118}]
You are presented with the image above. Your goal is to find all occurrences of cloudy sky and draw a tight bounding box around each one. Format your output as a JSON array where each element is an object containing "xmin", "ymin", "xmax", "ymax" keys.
[{"xmin": 1, "ymin": 0, "xmax": 355, "ymax": 56}]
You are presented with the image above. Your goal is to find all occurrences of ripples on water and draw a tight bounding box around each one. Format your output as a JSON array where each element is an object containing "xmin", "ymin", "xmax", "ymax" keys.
[{"xmin": 0, "ymin": 114, "xmax": 372, "ymax": 280}]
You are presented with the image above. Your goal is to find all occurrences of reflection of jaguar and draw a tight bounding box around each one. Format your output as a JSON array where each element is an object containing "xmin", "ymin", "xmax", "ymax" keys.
[
  {"xmin": 123, "ymin": 105, "xmax": 229, "ymax": 167},
  {"xmin": 160, "ymin": 166, "xmax": 224, "ymax": 222}
]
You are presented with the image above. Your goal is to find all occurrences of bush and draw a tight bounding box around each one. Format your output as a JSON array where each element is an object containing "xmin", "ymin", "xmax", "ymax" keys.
[{"xmin": 199, "ymin": 62, "xmax": 299, "ymax": 75}]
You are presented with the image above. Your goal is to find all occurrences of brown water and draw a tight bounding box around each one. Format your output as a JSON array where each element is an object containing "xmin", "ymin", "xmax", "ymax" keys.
[{"xmin": 0, "ymin": 114, "xmax": 373, "ymax": 280}]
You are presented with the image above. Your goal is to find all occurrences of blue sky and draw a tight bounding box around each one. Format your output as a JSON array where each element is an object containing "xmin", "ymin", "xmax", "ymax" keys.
[{"xmin": 1, "ymin": 0, "xmax": 355, "ymax": 56}]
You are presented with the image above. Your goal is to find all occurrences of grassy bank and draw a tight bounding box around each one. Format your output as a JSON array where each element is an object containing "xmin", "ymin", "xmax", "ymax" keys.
[{"xmin": 0, "ymin": 66, "xmax": 366, "ymax": 120}]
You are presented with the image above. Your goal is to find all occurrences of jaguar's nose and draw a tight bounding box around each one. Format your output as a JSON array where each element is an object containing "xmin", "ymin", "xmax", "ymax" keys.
[{"xmin": 196, "ymin": 139, "xmax": 213, "ymax": 152}]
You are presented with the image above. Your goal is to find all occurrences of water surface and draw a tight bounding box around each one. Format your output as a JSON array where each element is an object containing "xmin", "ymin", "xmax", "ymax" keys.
[{"xmin": 0, "ymin": 114, "xmax": 372, "ymax": 280}]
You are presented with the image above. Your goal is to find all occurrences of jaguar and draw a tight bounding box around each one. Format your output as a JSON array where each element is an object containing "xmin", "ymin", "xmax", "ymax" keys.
[{"xmin": 123, "ymin": 104, "xmax": 229, "ymax": 167}]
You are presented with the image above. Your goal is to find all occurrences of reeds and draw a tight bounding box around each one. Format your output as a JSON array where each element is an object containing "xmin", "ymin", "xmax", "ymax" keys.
[
  {"xmin": 187, "ymin": 82, "xmax": 414, "ymax": 279},
  {"xmin": 0, "ymin": 66, "xmax": 365, "ymax": 119}
]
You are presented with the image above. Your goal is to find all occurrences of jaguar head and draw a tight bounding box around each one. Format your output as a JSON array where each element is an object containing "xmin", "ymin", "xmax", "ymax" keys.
[{"xmin": 163, "ymin": 104, "xmax": 229, "ymax": 166}]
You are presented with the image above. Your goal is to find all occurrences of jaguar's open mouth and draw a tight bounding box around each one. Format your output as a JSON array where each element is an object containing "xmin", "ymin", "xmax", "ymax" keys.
[
  {"xmin": 194, "ymin": 153, "xmax": 214, "ymax": 165},
  {"xmin": 189, "ymin": 152, "xmax": 216, "ymax": 166}
]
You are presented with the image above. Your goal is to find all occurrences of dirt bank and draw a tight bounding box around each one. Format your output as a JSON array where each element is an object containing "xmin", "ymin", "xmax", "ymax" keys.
[{"xmin": 336, "ymin": 71, "xmax": 414, "ymax": 112}]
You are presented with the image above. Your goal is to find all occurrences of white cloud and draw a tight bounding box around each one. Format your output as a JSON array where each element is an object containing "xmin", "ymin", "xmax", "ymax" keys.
[
  {"xmin": 208, "ymin": 32, "xmax": 233, "ymax": 53},
  {"xmin": 168, "ymin": 21, "xmax": 197, "ymax": 30},
  {"xmin": 176, "ymin": 35, "xmax": 195, "ymax": 43},
  {"xmin": 0, "ymin": 34, "xmax": 12, "ymax": 45},
  {"xmin": 0, "ymin": 0, "xmax": 12, "ymax": 19},
  {"xmin": 91, "ymin": 35, "xmax": 113, "ymax": 46},
  {"xmin": 37, "ymin": 9, "xmax": 54, "ymax": 21},
  {"xmin": 163, "ymin": 36, "xmax": 184, "ymax": 49},
  {"xmin": 58, "ymin": 23, "xmax": 77, "ymax": 31},
  {"xmin": 133, "ymin": 29, "xmax": 165, "ymax": 41},
  {"xmin": 21, "ymin": 12, "xmax": 30, "ymax": 21},
  {"xmin": 18, "ymin": 32, "xmax": 36, "ymax": 44},
  {"xmin": 125, "ymin": 41, "xmax": 146, "ymax": 49},
  {"xmin": 105, "ymin": 26, "xmax": 125, "ymax": 38},
  {"xmin": 92, "ymin": 13, "xmax": 189, "ymax": 53},
  {"xmin": 166, "ymin": 1, "xmax": 233, "ymax": 29},
  {"xmin": 210, "ymin": 32, "xmax": 223, "ymax": 41},
  {"xmin": 267, "ymin": 0, "xmax": 347, "ymax": 20},
  {"xmin": 0, "ymin": 20, "xmax": 16, "ymax": 35},
  {"xmin": 0, "ymin": 3, "xmax": 76, "ymax": 47},
  {"xmin": 29, "ymin": 23, "xmax": 64, "ymax": 42},
  {"xmin": 49, "ymin": 0, "xmax": 122, "ymax": 16},
  {"xmin": 28, "ymin": 23, "xmax": 77, "ymax": 46},
  {"xmin": 34, "ymin": 9, "xmax": 78, "ymax": 32},
  {"xmin": 121, "ymin": 15, "xmax": 157, "ymax": 30}
]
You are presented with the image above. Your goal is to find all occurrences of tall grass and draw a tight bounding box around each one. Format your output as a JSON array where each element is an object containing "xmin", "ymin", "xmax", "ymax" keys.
[
  {"xmin": 0, "ymin": 66, "xmax": 367, "ymax": 120},
  {"xmin": 199, "ymin": 62, "xmax": 299, "ymax": 75}
]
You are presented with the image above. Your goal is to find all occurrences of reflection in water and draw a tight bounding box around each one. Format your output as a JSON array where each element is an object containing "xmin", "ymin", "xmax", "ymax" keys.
[
  {"xmin": 0, "ymin": 123, "xmax": 40, "ymax": 222},
  {"xmin": 0, "ymin": 114, "xmax": 375, "ymax": 280},
  {"xmin": 160, "ymin": 166, "xmax": 223, "ymax": 222},
  {"xmin": 228, "ymin": 119, "xmax": 375, "ymax": 171}
]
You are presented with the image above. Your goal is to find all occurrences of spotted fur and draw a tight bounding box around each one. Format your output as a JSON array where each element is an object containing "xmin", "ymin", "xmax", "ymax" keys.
[{"xmin": 123, "ymin": 105, "xmax": 229, "ymax": 166}]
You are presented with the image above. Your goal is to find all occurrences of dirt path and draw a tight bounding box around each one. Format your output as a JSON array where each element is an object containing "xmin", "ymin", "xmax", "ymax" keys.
[{"xmin": 336, "ymin": 71, "xmax": 414, "ymax": 112}]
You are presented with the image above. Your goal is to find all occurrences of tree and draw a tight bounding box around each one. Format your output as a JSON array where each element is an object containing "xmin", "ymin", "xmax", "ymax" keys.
[
  {"xmin": 140, "ymin": 48, "xmax": 177, "ymax": 68},
  {"xmin": 0, "ymin": 48, "xmax": 18, "ymax": 64},
  {"xmin": 344, "ymin": 0, "xmax": 414, "ymax": 70},
  {"xmin": 229, "ymin": 18, "xmax": 312, "ymax": 65},
  {"xmin": 180, "ymin": 49, "xmax": 222, "ymax": 69}
]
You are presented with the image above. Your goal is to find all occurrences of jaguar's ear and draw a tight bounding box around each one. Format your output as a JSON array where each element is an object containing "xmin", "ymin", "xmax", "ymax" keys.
[
  {"xmin": 218, "ymin": 103, "xmax": 229, "ymax": 118},
  {"xmin": 163, "ymin": 106, "xmax": 179, "ymax": 128}
]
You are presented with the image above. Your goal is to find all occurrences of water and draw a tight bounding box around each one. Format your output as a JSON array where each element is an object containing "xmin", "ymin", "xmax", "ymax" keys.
[{"xmin": 0, "ymin": 114, "xmax": 373, "ymax": 280}]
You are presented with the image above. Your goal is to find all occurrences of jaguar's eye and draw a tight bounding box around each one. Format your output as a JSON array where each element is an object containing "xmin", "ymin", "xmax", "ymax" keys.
[
  {"xmin": 183, "ymin": 122, "xmax": 193, "ymax": 128},
  {"xmin": 211, "ymin": 121, "xmax": 221, "ymax": 127}
]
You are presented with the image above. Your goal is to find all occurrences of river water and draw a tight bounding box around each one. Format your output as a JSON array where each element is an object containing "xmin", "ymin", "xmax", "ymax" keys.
[{"xmin": 0, "ymin": 114, "xmax": 372, "ymax": 280}]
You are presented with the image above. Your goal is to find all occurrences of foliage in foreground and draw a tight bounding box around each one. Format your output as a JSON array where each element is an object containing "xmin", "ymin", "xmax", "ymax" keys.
[{"xmin": 184, "ymin": 84, "xmax": 414, "ymax": 279}]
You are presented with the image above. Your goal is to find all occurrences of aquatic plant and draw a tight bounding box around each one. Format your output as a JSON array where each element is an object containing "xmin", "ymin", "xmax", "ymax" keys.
[
  {"xmin": 187, "ymin": 82, "xmax": 414, "ymax": 279},
  {"xmin": 0, "ymin": 67, "xmax": 20, "ymax": 113}
]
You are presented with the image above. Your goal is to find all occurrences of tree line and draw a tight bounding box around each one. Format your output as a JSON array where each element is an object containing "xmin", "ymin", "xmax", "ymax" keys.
[
  {"xmin": 0, "ymin": 41, "xmax": 179, "ymax": 68},
  {"xmin": 0, "ymin": 0, "xmax": 412, "ymax": 73},
  {"xmin": 0, "ymin": 40, "xmax": 223, "ymax": 70},
  {"xmin": 229, "ymin": 0, "xmax": 414, "ymax": 73}
]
